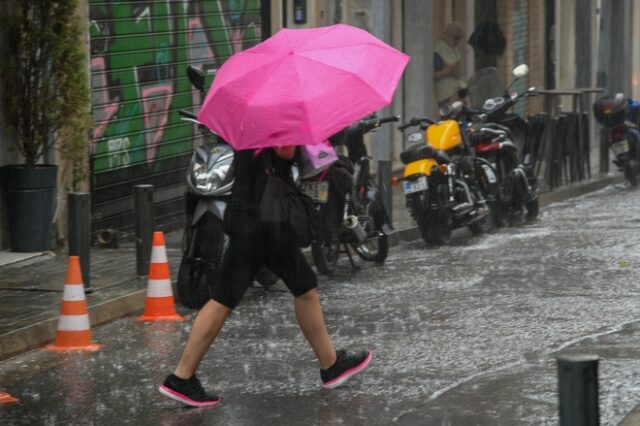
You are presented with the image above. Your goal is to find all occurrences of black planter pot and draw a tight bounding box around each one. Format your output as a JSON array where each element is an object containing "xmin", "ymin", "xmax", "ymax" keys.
[{"xmin": 2, "ymin": 165, "xmax": 58, "ymax": 252}]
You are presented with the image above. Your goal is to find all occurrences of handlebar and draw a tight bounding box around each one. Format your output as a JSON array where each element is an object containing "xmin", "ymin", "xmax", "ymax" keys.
[
  {"xmin": 398, "ymin": 117, "xmax": 436, "ymax": 131},
  {"xmin": 347, "ymin": 115, "xmax": 400, "ymax": 134},
  {"xmin": 377, "ymin": 115, "xmax": 401, "ymax": 125},
  {"xmin": 179, "ymin": 109, "xmax": 198, "ymax": 120}
]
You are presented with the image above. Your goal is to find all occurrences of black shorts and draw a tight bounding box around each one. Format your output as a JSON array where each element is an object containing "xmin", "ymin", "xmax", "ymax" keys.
[{"xmin": 210, "ymin": 220, "xmax": 317, "ymax": 309}]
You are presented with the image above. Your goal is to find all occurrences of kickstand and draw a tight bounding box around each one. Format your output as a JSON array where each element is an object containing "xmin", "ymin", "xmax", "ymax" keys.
[{"xmin": 344, "ymin": 243, "xmax": 361, "ymax": 271}]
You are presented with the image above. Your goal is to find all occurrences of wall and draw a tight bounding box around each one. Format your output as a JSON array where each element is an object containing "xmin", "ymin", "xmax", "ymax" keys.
[
  {"xmin": 403, "ymin": 0, "xmax": 435, "ymax": 123},
  {"xmin": 632, "ymin": 1, "xmax": 640, "ymax": 99},
  {"xmin": 0, "ymin": 1, "xmax": 25, "ymax": 249},
  {"xmin": 88, "ymin": 0, "xmax": 263, "ymax": 232},
  {"xmin": 527, "ymin": 1, "xmax": 545, "ymax": 114},
  {"xmin": 556, "ymin": 0, "xmax": 575, "ymax": 95}
]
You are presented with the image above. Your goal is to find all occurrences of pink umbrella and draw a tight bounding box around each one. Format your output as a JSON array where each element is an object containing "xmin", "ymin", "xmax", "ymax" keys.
[{"xmin": 197, "ymin": 24, "xmax": 409, "ymax": 151}]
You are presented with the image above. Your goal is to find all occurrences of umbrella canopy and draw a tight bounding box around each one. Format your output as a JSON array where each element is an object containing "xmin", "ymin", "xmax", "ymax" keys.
[{"xmin": 197, "ymin": 24, "xmax": 409, "ymax": 151}]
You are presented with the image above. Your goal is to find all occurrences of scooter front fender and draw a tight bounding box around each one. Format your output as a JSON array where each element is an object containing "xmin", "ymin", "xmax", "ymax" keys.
[{"xmin": 192, "ymin": 198, "xmax": 226, "ymax": 226}]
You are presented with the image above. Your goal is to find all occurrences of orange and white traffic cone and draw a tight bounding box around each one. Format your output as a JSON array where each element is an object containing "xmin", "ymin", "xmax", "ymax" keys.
[
  {"xmin": 138, "ymin": 231, "xmax": 185, "ymax": 321},
  {"xmin": 45, "ymin": 256, "xmax": 103, "ymax": 352},
  {"xmin": 0, "ymin": 389, "xmax": 18, "ymax": 404}
]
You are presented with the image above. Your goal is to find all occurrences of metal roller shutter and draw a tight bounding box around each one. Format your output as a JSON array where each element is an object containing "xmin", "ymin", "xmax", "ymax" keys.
[{"xmin": 89, "ymin": 0, "xmax": 263, "ymax": 233}]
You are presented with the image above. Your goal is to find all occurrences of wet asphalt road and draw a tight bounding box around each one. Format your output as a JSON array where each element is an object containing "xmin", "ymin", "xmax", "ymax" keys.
[{"xmin": 3, "ymin": 184, "xmax": 640, "ymax": 425}]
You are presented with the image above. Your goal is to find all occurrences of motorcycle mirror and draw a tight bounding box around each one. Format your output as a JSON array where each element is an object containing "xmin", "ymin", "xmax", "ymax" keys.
[
  {"xmin": 513, "ymin": 64, "xmax": 529, "ymax": 78},
  {"xmin": 451, "ymin": 101, "xmax": 464, "ymax": 112},
  {"xmin": 439, "ymin": 104, "xmax": 453, "ymax": 117},
  {"xmin": 187, "ymin": 65, "xmax": 206, "ymax": 92},
  {"xmin": 506, "ymin": 64, "xmax": 530, "ymax": 93}
]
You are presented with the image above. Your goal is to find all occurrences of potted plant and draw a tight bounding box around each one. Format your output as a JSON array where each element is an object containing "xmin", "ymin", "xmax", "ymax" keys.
[{"xmin": 0, "ymin": 0, "xmax": 91, "ymax": 252}]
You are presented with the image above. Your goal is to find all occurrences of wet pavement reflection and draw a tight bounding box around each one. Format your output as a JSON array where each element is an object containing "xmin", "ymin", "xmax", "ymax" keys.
[{"xmin": 2, "ymin": 184, "xmax": 640, "ymax": 425}]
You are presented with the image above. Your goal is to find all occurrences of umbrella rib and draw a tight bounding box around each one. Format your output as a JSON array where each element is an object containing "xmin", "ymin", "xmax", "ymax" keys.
[
  {"xmin": 292, "ymin": 52, "xmax": 389, "ymax": 103},
  {"xmin": 290, "ymin": 55, "xmax": 314, "ymax": 141},
  {"xmin": 234, "ymin": 56, "xmax": 306, "ymax": 146},
  {"xmin": 216, "ymin": 52, "xmax": 288, "ymax": 87}
]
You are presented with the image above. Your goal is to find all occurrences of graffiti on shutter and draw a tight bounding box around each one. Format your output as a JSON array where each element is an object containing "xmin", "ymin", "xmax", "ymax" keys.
[{"xmin": 89, "ymin": 0, "xmax": 262, "ymax": 231}]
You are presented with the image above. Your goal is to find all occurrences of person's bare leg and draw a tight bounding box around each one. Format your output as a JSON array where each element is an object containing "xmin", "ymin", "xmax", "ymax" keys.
[
  {"xmin": 174, "ymin": 299, "xmax": 232, "ymax": 379},
  {"xmin": 294, "ymin": 288, "xmax": 337, "ymax": 369}
]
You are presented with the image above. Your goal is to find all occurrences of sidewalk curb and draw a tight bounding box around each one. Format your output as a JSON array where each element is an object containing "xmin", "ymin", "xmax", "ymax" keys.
[
  {"xmin": 0, "ymin": 173, "xmax": 624, "ymax": 361},
  {"xmin": 0, "ymin": 281, "xmax": 147, "ymax": 361}
]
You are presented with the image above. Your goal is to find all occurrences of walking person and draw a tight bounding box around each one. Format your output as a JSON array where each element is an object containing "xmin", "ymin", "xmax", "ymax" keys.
[
  {"xmin": 434, "ymin": 22, "xmax": 467, "ymax": 107},
  {"xmin": 159, "ymin": 145, "xmax": 372, "ymax": 407}
]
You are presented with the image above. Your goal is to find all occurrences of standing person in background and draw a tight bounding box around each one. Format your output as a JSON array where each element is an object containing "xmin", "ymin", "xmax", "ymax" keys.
[{"xmin": 434, "ymin": 22, "xmax": 467, "ymax": 107}]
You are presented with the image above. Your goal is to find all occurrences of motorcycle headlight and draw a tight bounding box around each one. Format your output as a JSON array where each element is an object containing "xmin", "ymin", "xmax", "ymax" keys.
[
  {"xmin": 191, "ymin": 162, "xmax": 230, "ymax": 193},
  {"xmin": 407, "ymin": 131, "xmax": 424, "ymax": 145}
]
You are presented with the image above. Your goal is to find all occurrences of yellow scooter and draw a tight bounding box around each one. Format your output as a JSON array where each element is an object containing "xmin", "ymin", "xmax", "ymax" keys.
[{"xmin": 394, "ymin": 115, "xmax": 498, "ymax": 245}]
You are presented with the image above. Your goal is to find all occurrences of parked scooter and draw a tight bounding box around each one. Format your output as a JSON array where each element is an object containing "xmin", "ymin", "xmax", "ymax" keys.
[
  {"xmin": 304, "ymin": 115, "xmax": 397, "ymax": 275},
  {"xmin": 396, "ymin": 112, "xmax": 496, "ymax": 245},
  {"xmin": 593, "ymin": 94, "xmax": 640, "ymax": 186},
  {"xmin": 448, "ymin": 64, "xmax": 539, "ymax": 225},
  {"xmin": 176, "ymin": 66, "xmax": 276, "ymax": 309}
]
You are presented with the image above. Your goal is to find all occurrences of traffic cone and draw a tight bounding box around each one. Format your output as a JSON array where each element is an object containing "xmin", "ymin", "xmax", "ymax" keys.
[
  {"xmin": 138, "ymin": 231, "xmax": 185, "ymax": 321},
  {"xmin": 45, "ymin": 256, "xmax": 103, "ymax": 351},
  {"xmin": 0, "ymin": 389, "xmax": 18, "ymax": 404}
]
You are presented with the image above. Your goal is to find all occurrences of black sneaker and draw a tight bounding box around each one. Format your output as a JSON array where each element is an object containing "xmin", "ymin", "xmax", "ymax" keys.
[
  {"xmin": 320, "ymin": 350, "xmax": 372, "ymax": 389},
  {"xmin": 159, "ymin": 374, "xmax": 222, "ymax": 407}
]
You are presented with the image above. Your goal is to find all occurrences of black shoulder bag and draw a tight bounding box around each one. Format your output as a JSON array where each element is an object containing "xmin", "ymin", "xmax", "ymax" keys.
[{"xmin": 260, "ymin": 151, "xmax": 316, "ymax": 247}]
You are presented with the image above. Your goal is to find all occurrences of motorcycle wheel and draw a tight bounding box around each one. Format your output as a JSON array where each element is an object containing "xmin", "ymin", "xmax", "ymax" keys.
[
  {"xmin": 354, "ymin": 200, "xmax": 389, "ymax": 263},
  {"xmin": 525, "ymin": 198, "xmax": 539, "ymax": 221},
  {"xmin": 419, "ymin": 197, "xmax": 452, "ymax": 246},
  {"xmin": 468, "ymin": 184, "xmax": 495, "ymax": 235},
  {"xmin": 624, "ymin": 159, "xmax": 639, "ymax": 187},
  {"xmin": 490, "ymin": 201, "xmax": 506, "ymax": 228},
  {"xmin": 311, "ymin": 202, "xmax": 341, "ymax": 275},
  {"xmin": 176, "ymin": 213, "xmax": 226, "ymax": 309},
  {"xmin": 468, "ymin": 208, "xmax": 494, "ymax": 235}
]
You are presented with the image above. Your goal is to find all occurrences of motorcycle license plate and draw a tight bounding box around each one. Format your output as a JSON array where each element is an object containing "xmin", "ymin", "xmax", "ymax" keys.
[
  {"xmin": 611, "ymin": 140, "xmax": 630, "ymax": 156},
  {"xmin": 301, "ymin": 181, "xmax": 329, "ymax": 203},
  {"xmin": 403, "ymin": 176, "xmax": 428, "ymax": 194}
]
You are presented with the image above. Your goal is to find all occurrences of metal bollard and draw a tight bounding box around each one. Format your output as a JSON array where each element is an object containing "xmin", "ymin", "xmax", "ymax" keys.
[
  {"xmin": 134, "ymin": 185, "xmax": 155, "ymax": 276},
  {"xmin": 377, "ymin": 160, "xmax": 393, "ymax": 225},
  {"xmin": 557, "ymin": 354, "xmax": 600, "ymax": 426},
  {"xmin": 599, "ymin": 128, "xmax": 609, "ymax": 174},
  {"xmin": 68, "ymin": 192, "xmax": 92, "ymax": 292}
]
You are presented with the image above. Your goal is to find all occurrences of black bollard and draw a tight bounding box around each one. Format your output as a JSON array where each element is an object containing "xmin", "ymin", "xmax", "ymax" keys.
[
  {"xmin": 599, "ymin": 128, "xmax": 609, "ymax": 174},
  {"xmin": 557, "ymin": 354, "xmax": 600, "ymax": 426},
  {"xmin": 134, "ymin": 185, "xmax": 155, "ymax": 276},
  {"xmin": 68, "ymin": 192, "xmax": 92, "ymax": 292},
  {"xmin": 377, "ymin": 160, "xmax": 393, "ymax": 225}
]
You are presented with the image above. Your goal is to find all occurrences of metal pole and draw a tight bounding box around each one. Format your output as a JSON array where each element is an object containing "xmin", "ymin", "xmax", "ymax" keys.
[
  {"xmin": 134, "ymin": 185, "xmax": 155, "ymax": 276},
  {"xmin": 599, "ymin": 128, "xmax": 609, "ymax": 174},
  {"xmin": 377, "ymin": 160, "xmax": 393, "ymax": 224},
  {"xmin": 557, "ymin": 354, "xmax": 600, "ymax": 426},
  {"xmin": 68, "ymin": 192, "xmax": 91, "ymax": 292}
]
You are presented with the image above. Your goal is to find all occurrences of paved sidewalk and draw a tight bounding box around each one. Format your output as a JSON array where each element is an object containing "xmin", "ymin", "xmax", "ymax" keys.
[{"xmin": 0, "ymin": 171, "xmax": 624, "ymax": 361}]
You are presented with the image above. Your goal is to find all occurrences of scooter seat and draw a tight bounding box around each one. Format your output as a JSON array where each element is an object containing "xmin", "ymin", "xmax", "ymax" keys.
[{"xmin": 400, "ymin": 144, "xmax": 451, "ymax": 165}]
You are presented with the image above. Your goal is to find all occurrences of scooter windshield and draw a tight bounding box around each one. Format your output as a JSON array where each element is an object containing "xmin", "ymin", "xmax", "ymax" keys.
[{"xmin": 466, "ymin": 67, "xmax": 506, "ymax": 109}]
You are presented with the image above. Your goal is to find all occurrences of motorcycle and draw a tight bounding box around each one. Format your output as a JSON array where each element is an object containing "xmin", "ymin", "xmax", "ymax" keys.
[
  {"xmin": 396, "ymin": 111, "xmax": 496, "ymax": 246},
  {"xmin": 593, "ymin": 93, "xmax": 640, "ymax": 186},
  {"xmin": 303, "ymin": 115, "xmax": 397, "ymax": 275},
  {"xmin": 176, "ymin": 66, "xmax": 277, "ymax": 309},
  {"xmin": 447, "ymin": 64, "xmax": 540, "ymax": 225}
]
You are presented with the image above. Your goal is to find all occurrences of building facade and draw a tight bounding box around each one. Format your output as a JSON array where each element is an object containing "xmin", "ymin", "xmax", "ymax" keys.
[{"xmin": 0, "ymin": 0, "xmax": 638, "ymax": 248}]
